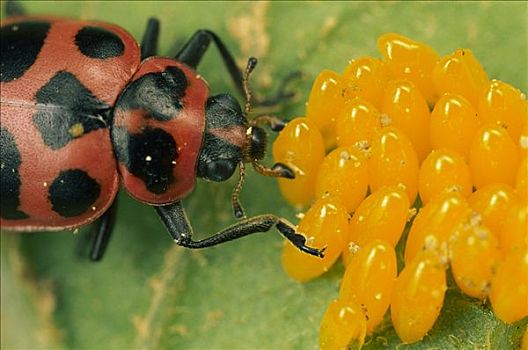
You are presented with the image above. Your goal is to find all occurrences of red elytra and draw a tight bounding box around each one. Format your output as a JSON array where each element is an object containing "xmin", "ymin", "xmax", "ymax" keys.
[
  {"xmin": 1, "ymin": 18, "xmax": 140, "ymax": 230},
  {"xmin": 113, "ymin": 58, "xmax": 208, "ymax": 205}
]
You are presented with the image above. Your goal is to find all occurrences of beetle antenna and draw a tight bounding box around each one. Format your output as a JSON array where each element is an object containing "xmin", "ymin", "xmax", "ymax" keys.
[
  {"xmin": 243, "ymin": 59, "xmax": 288, "ymax": 132},
  {"xmin": 243, "ymin": 57, "xmax": 288, "ymax": 132},
  {"xmin": 243, "ymin": 57, "xmax": 258, "ymax": 116},
  {"xmin": 229, "ymin": 57, "xmax": 258, "ymax": 219},
  {"xmin": 242, "ymin": 58, "xmax": 296, "ymax": 179},
  {"xmin": 231, "ymin": 162, "xmax": 246, "ymax": 219},
  {"xmin": 238, "ymin": 56, "xmax": 295, "ymax": 213},
  {"xmin": 227, "ymin": 57, "xmax": 266, "ymax": 219}
]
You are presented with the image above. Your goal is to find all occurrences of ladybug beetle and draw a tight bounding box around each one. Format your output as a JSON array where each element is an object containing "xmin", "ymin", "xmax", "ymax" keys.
[{"xmin": 0, "ymin": 1, "xmax": 324, "ymax": 261}]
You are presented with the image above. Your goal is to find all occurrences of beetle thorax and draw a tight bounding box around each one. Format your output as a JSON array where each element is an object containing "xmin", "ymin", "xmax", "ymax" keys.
[{"xmin": 111, "ymin": 58, "xmax": 208, "ymax": 204}]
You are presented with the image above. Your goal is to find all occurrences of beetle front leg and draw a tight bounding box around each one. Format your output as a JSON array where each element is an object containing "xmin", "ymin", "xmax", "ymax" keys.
[{"xmin": 154, "ymin": 201, "xmax": 324, "ymax": 257}]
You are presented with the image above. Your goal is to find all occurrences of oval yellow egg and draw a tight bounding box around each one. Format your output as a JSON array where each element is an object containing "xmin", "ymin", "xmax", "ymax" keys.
[
  {"xmin": 469, "ymin": 183, "xmax": 515, "ymax": 234},
  {"xmin": 489, "ymin": 248, "xmax": 528, "ymax": 324},
  {"xmin": 469, "ymin": 124, "xmax": 519, "ymax": 188},
  {"xmin": 405, "ymin": 190, "xmax": 471, "ymax": 265},
  {"xmin": 342, "ymin": 56, "xmax": 388, "ymax": 110},
  {"xmin": 343, "ymin": 185, "xmax": 410, "ymax": 264},
  {"xmin": 418, "ymin": 148, "xmax": 473, "ymax": 204},
  {"xmin": 432, "ymin": 48, "xmax": 489, "ymax": 107},
  {"xmin": 377, "ymin": 33, "xmax": 440, "ymax": 104},
  {"xmin": 282, "ymin": 196, "xmax": 349, "ymax": 282},
  {"xmin": 391, "ymin": 250, "xmax": 447, "ymax": 344},
  {"xmin": 368, "ymin": 127, "xmax": 419, "ymax": 204},
  {"xmin": 319, "ymin": 298, "xmax": 367, "ymax": 350},
  {"xmin": 335, "ymin": 97, "xmax": 382, "ymax": 148},
  {"xmin": 306, "ymin": 70, "xmax": 345, "ymax": 148},
  {"xmin": 478, "ymin": 79, "xmax": 528, "ymax": 142},
  {"xmin": 315, "ymin": 146, "xmax": 369, "ymax": 213},
  {"xmin": 340, "ymin": 240, "xmax": 397, "ymax": 333},
  {"xmin": 273, "ymin": 117, "xmax": 325, "ymax": 208},
  {"xmin": 450, "ymin": 221, "xmax": 500, "ymax": 299},
  {"xmin": 430, "ymin": 93, "xmax": 480, "ymax": 160},
  {"xmin": 382, "ymin": 79, "xmax": 431, "ymax": 161}
]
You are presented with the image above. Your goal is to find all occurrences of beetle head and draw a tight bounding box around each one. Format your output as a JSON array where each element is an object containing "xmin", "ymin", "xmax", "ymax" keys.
[
  {"xmin": 197, "ymin": 58, "xmax": 294, "ymax": 218},
  {"xmin": 197, "ymin": 93, "xmax": 245, "ymax": 182}
]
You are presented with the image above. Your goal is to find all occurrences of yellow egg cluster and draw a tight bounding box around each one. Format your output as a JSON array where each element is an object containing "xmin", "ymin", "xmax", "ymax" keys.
[{"xmin": 272, "ymin": 33, "xmax": 528, "ymax": 348}]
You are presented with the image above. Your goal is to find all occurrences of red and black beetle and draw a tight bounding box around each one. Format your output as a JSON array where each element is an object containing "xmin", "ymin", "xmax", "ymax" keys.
[{"xmin": 0, "ymin": 2, "xmax": 323, "ymax": 261}]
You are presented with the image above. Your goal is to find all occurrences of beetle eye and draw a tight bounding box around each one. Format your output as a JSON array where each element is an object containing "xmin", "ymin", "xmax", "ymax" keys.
[
  {"xmin": 206, "ymin": 159, "xmax": 236, "ymax": 182},
  {"xmin": 249, "ymin": 126, "xmax": 267, "ymax": 160}
]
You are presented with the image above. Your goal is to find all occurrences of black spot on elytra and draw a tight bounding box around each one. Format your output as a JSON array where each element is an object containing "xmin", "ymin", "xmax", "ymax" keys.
[
  {"xmin": 48, "ymin": 169, "xmax": 101, "ymax": 217},
  {"xmin": 112, "ymin": 127, "xmax": 177, "ymax": 194},
  {"xmin": 0, "ymin": 128, "xmax": 29, "ymax": 220},
  {"xmin": 1, "ymin": 21, "xmax": 51, "ymax": 82},
  {"xmin": 33, "ymin": 71, "xmax": 111, "ymax": 149},
  {"xmin": 75, "ymin": 26, "xmax": 124, "ymax": 59},
  {"xmin": 116, "ymin": 66, "xmax": 188, "ymax": 121}
]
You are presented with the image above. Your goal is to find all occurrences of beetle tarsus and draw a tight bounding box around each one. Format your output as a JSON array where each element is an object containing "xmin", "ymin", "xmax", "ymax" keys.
[
  {"xmin": 276, "ymin": 220, "xmax": 325, "ymax": 258},
  {"xmin": 272, "ymin": 162, "xmax": 295, "ymax": 179},
  {"xmin": 270, "ymin": 119, "xmax": 287, "ymax": 132}
]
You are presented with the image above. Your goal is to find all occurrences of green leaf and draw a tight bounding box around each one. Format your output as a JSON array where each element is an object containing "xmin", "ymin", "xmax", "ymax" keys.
[{"xmin": 2, "ymin": 1, "xmax": 527, "ymax": 349}]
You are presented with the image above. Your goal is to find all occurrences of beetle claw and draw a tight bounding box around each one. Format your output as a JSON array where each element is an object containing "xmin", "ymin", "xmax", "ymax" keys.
[{"xmin": 272, "ymin": 162, "xmax": 295, "ymax": 179}]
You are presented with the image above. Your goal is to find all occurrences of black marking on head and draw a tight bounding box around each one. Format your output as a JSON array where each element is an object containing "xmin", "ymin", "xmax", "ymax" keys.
[
  {"xmin": 33, "ymin": 71, "xmax": 111, "ymax": 149},
  {"xmin": 1, "ymin": 21, "xmax": 51, "ymax": 82},
  {"xmin": 198, "ymin": 94, "xmax": 245, "ymax": 182},
  {"xmin": 116, "ymin": 66, "xmax": 188, "ymax": 121},
  {"xmin": 113, "ymin": 127, "xmax": 177, "ymax": 194},
  {"xmin": 197, "ymin": 132, "xmax": 241, "ymax": 182},
  {"xmin": 205, "ymin": 94, "xmax": 245, "ymax": 130},
  {"xmin": 75, "ymin": 26, "xmax": 124, "ymax": 59},
  {"xmin": 48, "ymin": 169, "xmax": 101, "ymax": 217},
  {"xmin": 0, "ymin": 128, "xmax": 29, "ymax": 220}
]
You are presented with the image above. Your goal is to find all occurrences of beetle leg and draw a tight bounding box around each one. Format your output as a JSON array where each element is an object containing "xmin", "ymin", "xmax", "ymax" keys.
[
  {"xmin": 140, "ymin": 18, "xmax": 160, "ymax": 59},
  {"xmin": 251, "ymin": 70, "xmax": 302, "ymax": 108},
  {"xmin": 231, "ymin": 162, "xmax": 246, "ymax": 219},
  {"xmin": 5, "ymin": 0, "xmax": 25, "ymax": 17},
  {"xmin": 175, "ymin": 29, "xmax": 246, "ymax": 97},
  {"xmin": 174, "ymin": 30, "xmax": 297, "ymax": 107},
  {"xmin": 155, "ymin": 201, "xmax": 325, "ymax": 257},
  {"xmin": 89, "ymin": 200, "xmax": 118, "ymax": 261}
]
